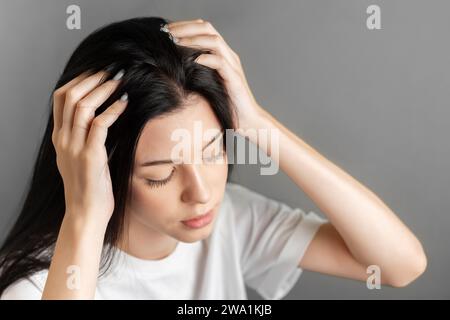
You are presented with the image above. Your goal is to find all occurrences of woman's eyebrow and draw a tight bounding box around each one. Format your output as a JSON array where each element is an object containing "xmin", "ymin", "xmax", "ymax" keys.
[{"xmin": 140, "ymin": 130, "xmax": 224, "ymax": 167}]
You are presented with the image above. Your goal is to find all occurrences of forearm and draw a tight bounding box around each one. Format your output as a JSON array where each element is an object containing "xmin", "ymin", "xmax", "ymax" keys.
[
  {"xmin": 42, "ymin": 212, "xmax": 107, "ymax": 299},
  {"xmin": 243, "ymin": 106, "xmax": 426, "ymax": 282}
]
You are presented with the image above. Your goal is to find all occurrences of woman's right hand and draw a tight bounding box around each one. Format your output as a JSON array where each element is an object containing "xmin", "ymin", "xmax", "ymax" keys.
[{"xmin": 51, "ymin": 69, "xmax": 128, "ymax": 227}]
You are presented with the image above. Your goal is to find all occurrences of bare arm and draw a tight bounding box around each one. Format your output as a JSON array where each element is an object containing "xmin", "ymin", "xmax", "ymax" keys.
[
  {"xmin": 246, "ymin": 107, "xmax": 427, "ymax": 287},
  {"xmin": 166, "ymin": 19, "xmax": 427, "ymax": 288},
  {"xmin": 42, "ymin": 213, "xmax": 107, "ymax": 299},
  {"xmin": 42, "ymin": 69, "xmax": 128, "ymax": 299}
]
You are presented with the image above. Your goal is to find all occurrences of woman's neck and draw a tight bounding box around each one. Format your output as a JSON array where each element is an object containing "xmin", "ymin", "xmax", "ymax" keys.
[{"xmin": 117, "ymin": 213, "xmax": 178, "ymax": 260}]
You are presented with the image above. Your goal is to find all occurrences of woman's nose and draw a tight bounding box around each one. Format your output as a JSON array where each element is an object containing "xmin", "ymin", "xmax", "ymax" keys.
[{"xmin": 181, "ymin": 164, "xmax": 211, "ymax": 204}]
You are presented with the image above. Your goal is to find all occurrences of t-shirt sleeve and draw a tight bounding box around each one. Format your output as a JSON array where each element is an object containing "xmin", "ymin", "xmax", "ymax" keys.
[
  {"xmin": 227, "ymin": 183, "xmax": 328, "ymax": 300},
  {"xmin": 0, "ymin": 274, "xmax": 44, "ymax": 300}
]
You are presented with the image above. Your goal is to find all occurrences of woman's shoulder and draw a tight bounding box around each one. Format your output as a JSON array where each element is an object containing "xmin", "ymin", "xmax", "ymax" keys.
[
  {"xmin": 222, "ymin": 182, "xmax": 287, "ymax": 229},
  {"xmin": 224, "ymin": 182, "xmax": 294, "ymax": 218},
  {"xmin": 223, "ymin": 181, "xmax": 326, "ymax": 226},
  {"xmin": 0, "ymin": 269, "xmax": 48, "ymax": 300},
  {"xmin": 225, "ymin": 182, "xmax": 271, "ymax": 205}
]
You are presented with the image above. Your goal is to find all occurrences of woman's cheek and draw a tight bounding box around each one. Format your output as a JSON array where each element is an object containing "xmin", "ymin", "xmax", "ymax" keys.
[
  {"xmin": 129, "ymin": 180, "xmax": 169, "ymax": 218},
  {"xmin": 207, "ymin": 157, "xmax": 229, "ymax": 192}
]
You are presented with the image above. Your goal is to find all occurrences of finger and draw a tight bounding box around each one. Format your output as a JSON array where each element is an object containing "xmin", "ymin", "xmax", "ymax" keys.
[
  {"xmin": 71, "ymin": 77, "xmax": 123, "ymax": 151},
  {"xmin": 177, "ymin": 35, "xmax": 239, "ymax": 71},
  {"xmin": 168, "ymin": 20, "xmax": 218, "ymax": 38},
  {"xmin": 167, "ymin": 19, "xmax": 204, "ymax": 28},
  {"xmin": 169, "ymin": 21, "xmax": 241, "ymax": 67},
  {"xmin": 52, "ymin": 73, "xmax": 90, "ymax": 137},
  {"xmin": 85, "ymin": 93, "xmax": 129, "ymax": 150},
  {"xmin": 60, "ymin": 70, "xmax": 109, "ymax": 136},
  {"xmin": 195, "ymin": 53, "xmax": 237, "ymax": 85}
]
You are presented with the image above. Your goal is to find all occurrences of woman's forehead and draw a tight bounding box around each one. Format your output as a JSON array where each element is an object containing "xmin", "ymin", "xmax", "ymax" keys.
[{"xmin": 135, "ymin": 95, "xmax": 222, "ymax": 158}]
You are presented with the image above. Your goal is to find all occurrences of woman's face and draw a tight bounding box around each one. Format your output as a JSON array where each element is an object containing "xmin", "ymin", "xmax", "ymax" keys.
[{"xmin": 127, "ymin": 93, "xmax": 229, "ymax": 243}]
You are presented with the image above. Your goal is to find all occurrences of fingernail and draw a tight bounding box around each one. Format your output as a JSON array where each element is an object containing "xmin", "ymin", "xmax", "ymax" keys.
[
  {"xmin": 113, "ymin": 69, "xmax": 125, "ymax": 81},
  {"xmin": 120, "ymin": 92, "xmax": 128, "ymax": 102},
  {"xmin": 160, "ymin": 23, "xmax": 170, "ymax": 33},
  {"xmin": 105, "ymin": 65, "xmax": 115, "ymax": 73},
  {"xmin": 172, "ymin": 36, "xmax": 179, "ymax": 43}
]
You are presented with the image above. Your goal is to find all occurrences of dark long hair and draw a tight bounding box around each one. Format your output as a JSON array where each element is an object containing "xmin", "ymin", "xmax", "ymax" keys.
[{"xmin": 0, "ymin": 16, "xmax": 237, "ymax": 295}]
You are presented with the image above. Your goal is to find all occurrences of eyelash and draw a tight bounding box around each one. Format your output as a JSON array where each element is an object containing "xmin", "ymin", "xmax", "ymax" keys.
[
  {"xmin": 145, "ymin": 150, "xmax": 225, "ymax": 188},
  {"xmin": 146, "ymin": 168, "xmax": 176, "ymax": 188}
]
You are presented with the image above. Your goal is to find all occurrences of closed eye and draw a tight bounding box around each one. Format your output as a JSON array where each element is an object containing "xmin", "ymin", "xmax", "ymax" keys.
[{"xmin": 146, "ymin": 167, "xmax": 176, "ymax": 188}]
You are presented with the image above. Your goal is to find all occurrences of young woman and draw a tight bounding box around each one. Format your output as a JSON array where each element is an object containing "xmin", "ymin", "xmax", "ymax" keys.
[{"xmin": 0, "ymin": 17, "xmax": 426, "ymax": 299}]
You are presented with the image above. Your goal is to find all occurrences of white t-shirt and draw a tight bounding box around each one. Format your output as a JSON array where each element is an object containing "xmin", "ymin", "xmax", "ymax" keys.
[{"xmin": 1, "ymin": 182, "xmax": 327, "ymax": 300}]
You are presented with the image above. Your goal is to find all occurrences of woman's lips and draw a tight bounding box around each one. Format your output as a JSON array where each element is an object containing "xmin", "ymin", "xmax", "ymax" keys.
[{"xmin": 182, "ymin": 208, "xmax": 215, "ymax": 229}]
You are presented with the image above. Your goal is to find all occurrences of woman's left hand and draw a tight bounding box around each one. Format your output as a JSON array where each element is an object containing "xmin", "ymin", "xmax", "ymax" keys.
[{"xmin": 166, "ymin": 19, "xmax": 264, "ymax": 131}]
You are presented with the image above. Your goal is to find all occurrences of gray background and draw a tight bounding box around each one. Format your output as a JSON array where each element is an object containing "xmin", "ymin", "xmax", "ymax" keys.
[{"xmin": 0, "ymin": 0, "xmax": 448, "ymax": 299}]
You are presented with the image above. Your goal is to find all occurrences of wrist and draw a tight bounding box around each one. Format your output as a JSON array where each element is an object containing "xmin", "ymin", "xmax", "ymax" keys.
[
  {"xmin": 237, "ymin": 105, "xmax": 275, "ymax": 142},
  {"xmin": 63, "ymin": 210, "xmax": 109, "ymax": 238}
]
